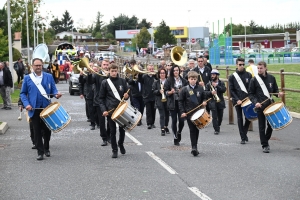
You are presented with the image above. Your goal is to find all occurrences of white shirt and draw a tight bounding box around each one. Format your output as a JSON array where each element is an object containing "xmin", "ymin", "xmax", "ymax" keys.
[
  {"xmin": 33, "ymin": 72, "xmax": 43, "ymax": 85},
  {"xmin": 189, "ymin": 84, "xmax": 196, "ymax": 89},
  {"xmin": 0, "ymin": 70, "xmax": 4, "ymax": 85},
  {"xmin": 198, "ymin": 67, "xmax": 204, "ymax": 74}
]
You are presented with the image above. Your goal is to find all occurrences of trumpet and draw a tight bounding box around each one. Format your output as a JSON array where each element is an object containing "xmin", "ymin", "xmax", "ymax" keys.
[
  {"xmin": 210, "ymin": 81, "xmax": 220, "ymax": 102},
  {"xmin": 161, "ymin": 82, "xmax": 167, "ymax": 102},
  {"xmin": 199, "ymin": 74, "xmax": 206, "ymax": 90}
]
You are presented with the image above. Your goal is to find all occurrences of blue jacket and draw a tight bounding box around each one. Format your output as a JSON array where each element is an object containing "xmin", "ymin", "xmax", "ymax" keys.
[{"xmin": 20, "ymin": 72, "xmax": 58, "ymax": 118}]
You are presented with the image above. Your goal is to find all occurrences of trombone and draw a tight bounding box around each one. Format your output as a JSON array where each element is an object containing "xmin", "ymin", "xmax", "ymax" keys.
[
  {"xmin": 199, "ymin": 74, "xmax": 206, "ymax": 90},
  {"xmin": 209, "ymin": 81, "xmax": 220, "ymax": 102}
]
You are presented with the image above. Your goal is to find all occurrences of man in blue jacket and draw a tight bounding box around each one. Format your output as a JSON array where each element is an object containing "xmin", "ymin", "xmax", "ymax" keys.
[{"xmin": 20, "ymin": 58, "xmax": 62, "ymax": 161}]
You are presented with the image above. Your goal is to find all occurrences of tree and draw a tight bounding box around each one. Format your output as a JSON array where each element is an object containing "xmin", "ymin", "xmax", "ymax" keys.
[
  {"xmin": 0, "ymin": 7, "xmax": 8, "ymax": 36},
  {"xmin": 95, "ymin": 32, "xmax": 102, "ymax": 39},
  {"xmin": 136, "ymin": 27, "xmax": 151, "ymax": 48},
  {"xmin": 0, "ymin": 28, "xmax": 9, "ymax": 61},
  {"xmin": 138, "ymin": 19, "xmax": 151, "ymax": 29},
  {"xmin": 50, "ymin": 17, "xmax": 63, "ymax": 34},
  {"xmin": 154, "ymin": 20, "xmax": 176, "ymax": 47},
  {"xmin": 106, "ymin": 14, "xmax": 139, "ymax": 37},
  {"xmin": 61, "ymin": 10, "xmax": 73, "ymax": 32},
  {"xmin": 105, "ymin": 32, "xmax": 114, "ymax": 40},
  {"xmin": 92, "ymin": 11, "xmax": 104, "ymax": 37}
]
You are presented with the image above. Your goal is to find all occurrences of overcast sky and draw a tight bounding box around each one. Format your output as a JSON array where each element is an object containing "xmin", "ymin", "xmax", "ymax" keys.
[{"xmin": 2, "ymin": 0, "xmax": 300, "ymax": 31}]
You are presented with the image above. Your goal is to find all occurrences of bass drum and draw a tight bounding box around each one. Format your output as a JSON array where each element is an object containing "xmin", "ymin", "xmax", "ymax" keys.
[{"xmin": 190, "ymin": 109, "xmax": 211, "ymax": 130}]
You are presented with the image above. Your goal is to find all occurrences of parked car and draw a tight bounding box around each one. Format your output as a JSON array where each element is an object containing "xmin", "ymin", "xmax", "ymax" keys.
[
  {"xmin": 155, "ymin": 51, "xmax": 164, "ymax": 59},
  {"xmin": 188, "ymin": 52, "xmax": 197, "ymax": 59},
  {"xmin": 291, "ymin": 47, "xmax": 300, "ymax": 57},
  {"xmin": 68, "ymin": 71, "xmax": 80, "ymax": 95}
]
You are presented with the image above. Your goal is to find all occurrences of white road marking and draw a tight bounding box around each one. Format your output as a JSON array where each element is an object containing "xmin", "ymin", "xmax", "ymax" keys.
[
  {"xmin": 188, "ymin": 187, "xmax": 212, "ymax": 200},
  {"xmin": 125, "ymin": 132, "xmax": 143, "ymax": 145},
  {"xmin": 146, "ymin": 151, "xmax": 178, "ymax": 174}
]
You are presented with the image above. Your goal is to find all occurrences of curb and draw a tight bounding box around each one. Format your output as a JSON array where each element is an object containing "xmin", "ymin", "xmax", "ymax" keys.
[
  {"xmin": 0, "ymin": 122, "xmax": 8, "ymax": 135},
  {"xmin": 290, "ymin": 112, "xmax": 300, "ymax": 119}
]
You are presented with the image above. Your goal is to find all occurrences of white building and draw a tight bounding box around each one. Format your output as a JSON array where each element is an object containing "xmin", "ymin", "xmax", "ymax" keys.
[{"xmin": 55, "ymin": 32, "xmax": 92, "ymax": 40}]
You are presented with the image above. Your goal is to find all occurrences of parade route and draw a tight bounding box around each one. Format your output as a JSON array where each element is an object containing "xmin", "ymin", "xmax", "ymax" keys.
[{"xmin": 1, "ymin": 82, "xmax": 300, "ymax": 200}]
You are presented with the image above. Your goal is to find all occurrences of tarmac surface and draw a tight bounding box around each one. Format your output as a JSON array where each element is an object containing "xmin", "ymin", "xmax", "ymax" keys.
[{"xmin": 1, "ymin": 82, "xmax": 300, "ymax": 200}]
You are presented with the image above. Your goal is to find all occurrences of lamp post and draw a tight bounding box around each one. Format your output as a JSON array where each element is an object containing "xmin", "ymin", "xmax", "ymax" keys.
[
  {"xmin": 188, "ymin": 10, "xmax": 191, "ymax": 53},
  {"xmin": 244, "ymin": 20, "xmax": 247, "ymax": 49},
  {"xmin": 25, "ymin": 1, "xmax": 30, "ymax": 63},
  {"xmin": 7, "ymin": 0, "xmax": 14, "ymax": 92},
  {"xmin": 71, "ymin": 20, "xmax": 74, "ymax": 45}
]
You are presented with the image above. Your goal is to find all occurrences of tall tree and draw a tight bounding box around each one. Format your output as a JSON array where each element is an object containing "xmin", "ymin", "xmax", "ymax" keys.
[
  {"xmin": 0, "ymin": 28, "xmax": 9, "ymax": 61},
  {"xmin": 106, "ymin": 14, "xmax": 139, "ymax": 37},
  {"xmin": 138, "ymin": 19, "xmax": 151, "ymax": 29},
  {"xmin": 50, "ymin": 17, "xmax": 63, "ymax": 34},
  {"xmin": 92, "ymin": 11, "xmax": 104, "ymax": 37},
  {"xmin": 154, "ymin": 20, "xmax": 176, "ymax": 47},
  {"xmin": 136, "ymin": 27, "xmax": 151, "ymax": 48},
  {"xmin": 61, "ymin": 10, "xmax": 73, "ymax": 32}
]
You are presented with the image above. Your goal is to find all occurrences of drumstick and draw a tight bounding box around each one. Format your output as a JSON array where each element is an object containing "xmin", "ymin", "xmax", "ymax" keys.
[
  {"xmin": 120, "ymin": 89, "xmax": 130, "ymax": 102},
  {"xmin": 41, "ymin": 93, "xmax": 65, "ymax": 95},
  {"xmin": 115, "ymin": 89, "xmax": 131, "ymax": 111},
  {"xmin": 269, "ymin": 93, "xmax": 287, "ymax": 95},
  {"xmin": 260, "ymin": 98, "xmax": 270, "ymax": 105},
  {"xmin": 184, "ymin": 98, "xmax": 212, "ymax": 116},
  {"xmin": 107, "ymin": 108, "xmax": 115, "ymax": 113},
  {"xmin": 233, "ymin": 97, "xmax": 248, "ymax": 107}
]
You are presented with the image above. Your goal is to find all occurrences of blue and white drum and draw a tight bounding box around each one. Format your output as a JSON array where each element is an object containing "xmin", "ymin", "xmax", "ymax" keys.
[
  {"xmin": 263, "ymin": 102, "xmax": 292, "ymax": 130},
  {"xmin": 40, "ymin": 102, "xmax": 71, "ymax": 133},
  {"xmin": 241, "ymin": 98, "xmax": 258, "ymax": 121}
]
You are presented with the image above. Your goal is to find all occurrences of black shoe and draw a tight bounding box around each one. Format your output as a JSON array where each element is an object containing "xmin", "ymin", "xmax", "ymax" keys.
[
  {"xmin": 32, "ymin": 145, "xmax": 37, "ymax": 149},
  {"xmin": 214, "ymin": 131, "xmax": 219, "ymax": 135},
  {"xmin": 101, "ymin": 141, "xmax": 108, "ymax": 146},
  {"xmin": 165, "ymin": 128, "xmax": 170, "ymax": 134},
  {"xmin": 151, "ymin": 124, "xmax": 156, "ymax": 128},
  {"xmin": 118, "ymin": 144, "xmax": 126, "ymax": 154},
  {"xmin": 245, "ymin": 137, "xmax": 249, "ymax": 142},
  {"xmin": 263, "ymin": 146, "xmax": 270, "ymax": 153},
  {"xmin": 112, "ymin": 151, "xmax": 118, "ymax": 158},
  {"xmin": 107, "ymin": 138, "xmax": 111, "ymax": 143},
  {"xmin": 97, "ymin": 125, "xmax": 100, "ymax": 129},
  {"xmin": 240, "ymin": 140, "xmax": 246, "ymax": 144},
  {"xmin": 87, "ymin": 119, "xmax": 91, "ymax": 122},
  {"xmin": 147, "ymin": 125, "xmax": 152, "ymax": 129},
  {"xmin": 36, "ymin": 155, "xmax": 44, "ymax": 160},
  {"xmin": 45, "ymin": 150, "xmax": 50, "ymax": 157},
  {"xmin": 174, "ymin": 140, "xmax": 180, "ymax": 146},
  {"xmin": 90, "ymin": 126, "xmax": 95, "ymax": 130},
  {"xmin": 5, "ymin": 107, "xmax": 11, "ymax": 110},
  {"xmin": 161, "ymin": 130, "xmax": 165, "ymax": 136},
  {"xmin": 191, "ymin": 148, "xmax": 199, "ymax": 156},
  {"xmin": 1, "ymin": 107, "xmax": 6, "ymax": 109}
]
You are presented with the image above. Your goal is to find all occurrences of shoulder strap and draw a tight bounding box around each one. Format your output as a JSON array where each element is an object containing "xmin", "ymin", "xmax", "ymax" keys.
[
  {"xmin": 29, "ymin": 73, "xmax": 50, "ymax": 100},
  {"xmin": 233, "ymin": 72, "xmax": 248, "ymax": 94},
  {"xmin": 254, "ymin": 75, "xmax": 270, "ymax": 98},
  {"xmin": 107, "ymin": 78, "xmax": 121, "ymax": 101}
]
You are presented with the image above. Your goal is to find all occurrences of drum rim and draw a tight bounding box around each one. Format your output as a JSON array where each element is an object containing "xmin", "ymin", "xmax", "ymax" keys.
[
  {"xmin": 263, "ymin": 101, "xmax": 284, "ymax": 116},
  {"xmin": 241, "ymin": 98, "xmax": 251, "ymax": 107},
  {"xmin": 271, "ymin": 117, "xmax": 293, "ymax": 131},
  {"xmin": 126, "ymin": 114, "xmax": 142, "ymax": 132},
  {"xmin": 40, "ymin": 102, "xmax": 61, "ymax": 117},
  {"xmin": 53, "ymin": 116, "xmax": 71, "ymax": 133},
  {"xmin": 111, "ymin": 102, "xmax": 128, "ymax": 120}
]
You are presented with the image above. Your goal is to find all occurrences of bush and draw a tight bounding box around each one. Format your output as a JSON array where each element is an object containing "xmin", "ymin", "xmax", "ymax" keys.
[{"xmin": 13, "ymin": 48, "xmax": 22, "ymax": 61}]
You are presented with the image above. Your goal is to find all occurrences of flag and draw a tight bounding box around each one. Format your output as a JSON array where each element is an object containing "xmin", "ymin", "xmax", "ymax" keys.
[{"xmin": 58, "ymin": 55, "xmax": 66, "ymax": 66}]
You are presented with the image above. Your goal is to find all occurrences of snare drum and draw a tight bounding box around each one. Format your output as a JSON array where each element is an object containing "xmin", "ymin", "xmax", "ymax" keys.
[
  {"xmin": 40, "ymin": 102, "xmax": 71, "ymax": 133},
  {"xmin": 111, "ymin": 102, "xmax": 142, "ymax": 132},
  {"xmin": 263, "ymin": 102, "xmax": 292, "ymax": 131},
  {"xmin": 241, "ymin": 98, "xmax": 258, "ymax": 121},
  {"xmin": 190, "ymin": 109, "xmax": 211, "ymax": 130}
]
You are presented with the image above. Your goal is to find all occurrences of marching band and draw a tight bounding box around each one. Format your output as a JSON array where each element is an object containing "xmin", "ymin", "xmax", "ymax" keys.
[{"xmin": 17, "ymin": 44, "xmax": 293, "ymax": 161}]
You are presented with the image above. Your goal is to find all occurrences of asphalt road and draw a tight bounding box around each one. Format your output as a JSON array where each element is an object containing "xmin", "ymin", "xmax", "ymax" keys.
[{"xmin": 1, "ymin": 82, "xmax": 300, "ymax": 200}]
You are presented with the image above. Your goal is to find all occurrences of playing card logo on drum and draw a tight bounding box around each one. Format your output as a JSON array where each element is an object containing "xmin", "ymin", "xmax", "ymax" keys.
[
  {"xmin": 119, "ymin": 85, "xmax": 123, "ymax": 91},
  {"xmin": 269, "ymin": 83, "xmax": 273, "ymax": 88}
]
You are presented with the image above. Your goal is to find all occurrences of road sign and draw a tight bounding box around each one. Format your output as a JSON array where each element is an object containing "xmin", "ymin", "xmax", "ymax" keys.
[
  {"xmin": 120, "ymin": 41, "xmax": 125, "ymax": 47},
  {"xmin": 191, "ymin": 38, "xmax": 196, "ymax": 44},
  {"xmin": 129, "ymin": 41, "xmax": 132, "ymax": 44}
]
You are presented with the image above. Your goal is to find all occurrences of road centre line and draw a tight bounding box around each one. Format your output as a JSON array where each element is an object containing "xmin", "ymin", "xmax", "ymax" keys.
[
  {"xmin": 188, "ymin": 187, "xmax": 212, "ymax": 200},
  {"xmin": 125, "ymin": 132, "xmax": 143, "ymax": 145},
  {"xmin": 146, "ymin": 151, "xmax": 178, "ymax": 174}
]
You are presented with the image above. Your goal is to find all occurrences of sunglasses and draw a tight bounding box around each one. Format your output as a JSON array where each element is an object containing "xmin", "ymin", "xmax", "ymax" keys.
[
  {"xmin": 238, "ymin": 64, "xmax": 245, "ymax": 66},
  {"xmin": 167, "ymin": 65, "xmax": 171, "ymax": 66}
]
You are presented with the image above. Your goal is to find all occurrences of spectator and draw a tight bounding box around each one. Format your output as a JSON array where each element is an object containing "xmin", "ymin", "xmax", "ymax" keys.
[
  {"xmin": 14, "ymin": 58, "xmax": 25, "ymax": 84},
  {"xmin": 0, "ymin": 62, "xmax": 13, "ymax": 110}
]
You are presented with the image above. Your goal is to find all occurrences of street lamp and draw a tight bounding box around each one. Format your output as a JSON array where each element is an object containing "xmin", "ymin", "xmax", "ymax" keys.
[
  {"xmin": 188, "ymin": 10, "xmax": 191, "ymax": 53},
  {"xmin": 244, "ymin": 20, "xmax": 247, "ymax": 49},
  {"xmin": 25, "ymin": 0, "xmax": 30, "ymax": 63}
]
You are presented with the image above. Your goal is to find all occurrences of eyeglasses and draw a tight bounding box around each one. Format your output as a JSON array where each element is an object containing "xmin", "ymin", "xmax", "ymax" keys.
[
  {"xmin": 167, "ymin": 65, "xmax": 171, "ymax": 66},
  {"xmin": 238, "ymin": 64, "xmax": 245, "ymax": 66},
  {"xmin": 160, "ymin": 73, "xmax": 166, "ymax": 74},
  {"xmin": 34, "ymin": 65, "xmax": 42, "ymax": 67},
  {"xmin": 102, "ymin": 64, "xmax": 109, "ymax": 66},
  {"xmin": 173, "ymin": 69, "xmax": 179, "ymax": 71},
  {"xmin": 197, "ymin": 61, "xmax": 203, "ymax": 62}
]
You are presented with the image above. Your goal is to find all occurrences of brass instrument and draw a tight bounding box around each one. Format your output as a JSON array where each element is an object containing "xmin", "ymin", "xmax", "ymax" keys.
[
  {"xmin": 72, "ymin": 57, "xmax": 107, "ymax": 77},
  {"xmin": 199, "ymin": 74, "xmax": 206, "ymax": 90},
  {"xmin": 210, "ymin": 81, "xmax": 220, "ymax": 102},
  {"xmin": 161, "ymin": 81, "xmax": 167, "ymax": 102},
  {"xmin": 123, "ymin": 64, "xmax": 156, "ymax": 80},
  {"xmin": 171, "ymin": 46, "xmax": 188, "ymax": 66}
]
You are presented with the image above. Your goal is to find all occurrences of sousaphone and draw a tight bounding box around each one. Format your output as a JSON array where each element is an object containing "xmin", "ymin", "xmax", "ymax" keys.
[{"xmin": 32, "ymin": 44, "xmax": 50, "ymax": 68}]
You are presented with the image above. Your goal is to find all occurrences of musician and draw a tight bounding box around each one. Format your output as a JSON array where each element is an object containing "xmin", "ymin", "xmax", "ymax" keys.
[
  {"xmin": 203, "ymin": 55, "xmax": 212, "ymax": 71},
  {"xmin": 179, "ymin": 71, "xmax": 207, "ymax": 156},
  {"xmin": 164, "ymin": 65, "xmax": 188, "ymax": 145},
  {"xmin": 246, "ymin": 59, "xmax": 258, "ymax": 77},
  {"xmin": 152, "ymin": 68, "xmax": 170, "ymax": 136},
  {"xmin": 205, "ymin": 69, "xmax": 226, "ymax": 135},
  {"xmin": 183, "ymin": 59, "xmax": 196, "ymax": 79},
  {"xmin": 138, "ymin": 64, "xmax": 157, "ymax": 129},
  {"xmin": 93, "ymin": 59, "xmax": 111, "ymax": 146},
  {"xmin": 20, "ymin": 58, "xmax": 62, "ymax": 160},
  {"xmin": 248, "ymin": 61, "xmax": 283, "ymax": 153},
  {"xmin": 51, "ymin": 60, "xmax": 59, "ymax": 83},
  {"xmin": 99, "ymin": 64, "xmax": 129, "ymax": 158},
  {"xmin": 228, "ymin": 57, "xmax": 252, "ymax": 144},
  {"xmin": 193, "ymin": 56, "xmax": 211, "ymax": 113}
]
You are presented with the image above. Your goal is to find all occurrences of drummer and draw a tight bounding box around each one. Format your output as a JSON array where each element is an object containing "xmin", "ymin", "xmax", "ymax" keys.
[
  {"xmin": 228, "ymin": 57, "xmax": 252, "ymax": 144},
  {"xmin": 248, "ymin": 61, "xmax": 283, "ymax": 153},
  {"xmin": 179, "ymin": 71, "xmax": 207, "ymax": 156},
  {"xmin": 20, "ymin": 58, "xmax": 62, "ymax": 161},
  {"xmin": 99, "ymin": 64, "xmax": 129, "ymax": 158}
]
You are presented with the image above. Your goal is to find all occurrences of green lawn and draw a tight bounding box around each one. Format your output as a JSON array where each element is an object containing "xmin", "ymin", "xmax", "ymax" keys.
[
  {"xmin": 217, "ymin": 63, "xmax": 300, "ymax": 113},
  {"xmin": 0, "ymin": 88, "xmax": 20, "ymax": 105}
]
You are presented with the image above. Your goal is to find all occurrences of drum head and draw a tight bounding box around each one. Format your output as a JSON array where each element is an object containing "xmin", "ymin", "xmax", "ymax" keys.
[
  {"xmin": 40, "ymin": 102, "xmax": 59, "ymax": 117},
  {"xmin": 191, "ymin": 109, "xmax": 205, "ymax": 120},
  {"xmin": 111, "ymin": 102, "xmax": 128, "ymax": 119},
  {"xmin": 264, "ymin": 102, "xmax": 283, "ymax": 115},
  {"xmin": 241, "ymin": 99, "xmax": 251, "ymax": 107}
]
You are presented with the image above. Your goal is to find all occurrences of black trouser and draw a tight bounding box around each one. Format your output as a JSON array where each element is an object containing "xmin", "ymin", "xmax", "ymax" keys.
[
  {"xmin": 158, "ymin": 102, "xmax": 169, "ymax": 129},
  {"xmin": 211, "ymin": 108, "xmax": 224, "ymax": 132},
  {"xmin": 31, "ymin": 109, "xmax": 51, "ymax": 155},
  {"xmin": 187, "ymin": 119, "xmax": 199, "ymax": 148},
  {"xmin": 86, "ymin": 98, "xmax": 95, "ymax": 126},
  {"xmin": 107, "ymin": 116, "xmax": 125, "ymax": 152},
  {"xmin": 145, "ymin": 100, "xmax": 156, "ymax": 125},
  {"xmin": 84, "ymin": 95, "xmax": 89, "ymax": 120},
  {"xmin": 257, "ymin": 109, "xmax": 273, "ymax": 148},
  {"xmin": 29, "ymin": 121, "xmax": 35, "ymax": 145},
  {"xmin": 235, "ymin": 105, "xmax": 251, "ymax": 141},
  {"xmin": 96, "ymin": 106, "xmax": 110, "ymax": 141},
  {"xmin": 17, "ymin": 72, "xmax": 24, "ymax": 84},
  {"xmin": 131, "ymin": 96, "xmax": 144, "ymax": 116},
  {"xmin": 94, "ymin": 106, "xmax": 99, "ymax": 126},
  {"xmin": 170, "ymin": 100, "xmax": 184, "ymax": 134}
]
